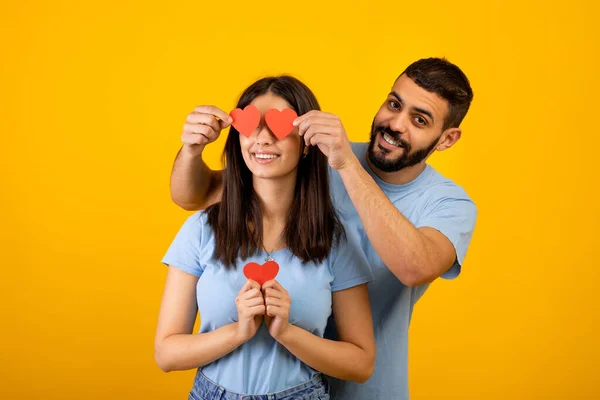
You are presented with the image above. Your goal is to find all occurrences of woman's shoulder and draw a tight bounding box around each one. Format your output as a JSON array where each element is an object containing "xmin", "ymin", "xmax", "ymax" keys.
[
  {"xmin": 177, "ymin": 210, "xmax": 216, "ymax": 245},
  {"xmin": 190, "ymin": 209, "xmax": 210, "ymax": 222}
]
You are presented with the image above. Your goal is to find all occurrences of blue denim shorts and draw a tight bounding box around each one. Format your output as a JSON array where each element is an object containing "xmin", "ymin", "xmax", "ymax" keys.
[{"xmin": 188, "ymin": 370, "xmax": 330, "ymax": 400}]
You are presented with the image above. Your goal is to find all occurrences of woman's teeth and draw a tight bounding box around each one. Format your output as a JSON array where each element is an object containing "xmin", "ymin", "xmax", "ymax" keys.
[
  {"xmin": 383, "ymin": 133, "xmax": 401, "ymax": 147},
  {"xmin": 255, "ymin": 154, "xmax": 278, "ymax": 159}
]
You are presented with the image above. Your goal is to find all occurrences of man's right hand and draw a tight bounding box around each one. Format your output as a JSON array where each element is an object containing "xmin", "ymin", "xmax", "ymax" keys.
[{"xmin": 181, "ymin": 105, "xmax": 232, "ymax": 157}]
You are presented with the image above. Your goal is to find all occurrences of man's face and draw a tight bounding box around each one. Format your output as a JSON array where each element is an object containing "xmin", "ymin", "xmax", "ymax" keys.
[{"xmin": 368, "ymin": 74, "xmax": 450, "ymax": 173}]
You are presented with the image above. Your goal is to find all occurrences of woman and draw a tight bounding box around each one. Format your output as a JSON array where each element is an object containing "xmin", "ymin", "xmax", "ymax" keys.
[{"xmin": 155, "ymin": 76, "xmax": 375, "ymax": 399}]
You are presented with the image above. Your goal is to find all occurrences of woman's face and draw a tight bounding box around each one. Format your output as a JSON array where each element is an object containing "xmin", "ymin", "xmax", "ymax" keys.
[{"xmin": 239, "ymin": 93, "xmax": 302, "ymax": 180}]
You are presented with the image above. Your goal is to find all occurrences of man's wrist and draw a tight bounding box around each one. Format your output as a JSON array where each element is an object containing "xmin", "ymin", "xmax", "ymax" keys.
[
  {"xmin": 337, "ymin": 152, "xmax": 360, "ymax": 172},
  {"xmin": 179, "ymin": 144, "xmax": 205, "ymax": 158}
]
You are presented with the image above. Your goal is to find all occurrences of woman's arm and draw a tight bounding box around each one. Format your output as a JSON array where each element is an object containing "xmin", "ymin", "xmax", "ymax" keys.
[
  {"xmin": 264, "ymin": 281, "xmax": 375, "ymax": 382},
  {"xmin": 154, "ymin": 267, "xmax": 264, "ymax": 372}
]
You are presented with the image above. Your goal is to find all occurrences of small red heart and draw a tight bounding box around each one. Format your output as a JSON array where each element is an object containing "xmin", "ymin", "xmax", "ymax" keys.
[
  {"xmin": 230, "ymin": 105, "xmax": 261, "ymax": 137},
  {"xmin": 243, "ymin": 260, "xmax": 280, "ymax": 286},
  {"xmin": 265, "ymin": 108, "xmax": 298, "ymax": 140}
]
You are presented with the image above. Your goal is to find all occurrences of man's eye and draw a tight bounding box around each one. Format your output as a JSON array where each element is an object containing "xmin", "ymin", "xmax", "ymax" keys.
[
  {"xmin": 389, "ymin": 101, "xmax": 400, "ymax": 109},
  {"xmin": 414, "ymin": 116, "xmax": 426, "ymax": 125}
]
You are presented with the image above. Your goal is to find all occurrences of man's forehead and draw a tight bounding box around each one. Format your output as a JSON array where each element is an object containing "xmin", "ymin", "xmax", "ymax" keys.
[{"xmin": 390, "ymin": 75, "xmax": 448, "ymax": 119}]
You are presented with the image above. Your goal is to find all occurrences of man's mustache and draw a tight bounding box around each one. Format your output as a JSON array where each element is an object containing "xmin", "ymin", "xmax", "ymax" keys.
[{"xmin": 374, "ymin": 126, "xmax": 409, "ymax": 149}]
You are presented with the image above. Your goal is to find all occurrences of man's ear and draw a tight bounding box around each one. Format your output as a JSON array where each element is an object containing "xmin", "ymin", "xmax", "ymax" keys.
[{"xmin": 436, "ymin": 127, "xmax": 462, "ymax": 151}]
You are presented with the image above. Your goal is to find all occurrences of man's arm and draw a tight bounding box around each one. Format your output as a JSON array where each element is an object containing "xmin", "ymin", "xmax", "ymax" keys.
[
  {"xmin": 295, "ymin": 111, "xmax": 467, "ymax": 287},
  {"xmin": 337, "ymin": 155, "xmax": 458, "ymax": 286},
  {"xmin": 170, "ymin": 106, "xmax": 229, "ymax": 210},
  {"xmin": 170, "ymin": 146, "xmax": 223, "ymax": 210}
]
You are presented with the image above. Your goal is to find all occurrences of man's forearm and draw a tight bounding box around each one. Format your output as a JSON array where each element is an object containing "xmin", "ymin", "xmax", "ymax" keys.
[{"xmin": 170, "ymin": 146, "xmax": 217, "ymax": 210}]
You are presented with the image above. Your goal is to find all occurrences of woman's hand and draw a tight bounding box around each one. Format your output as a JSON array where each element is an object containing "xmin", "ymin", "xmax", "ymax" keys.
[
  {"xmin": 262, "ymin": 280, "xmax": 292, "ymax": 341},
  {"xmin": 234, "ymin": 280, "xmax": 265, "ymax": 343}
]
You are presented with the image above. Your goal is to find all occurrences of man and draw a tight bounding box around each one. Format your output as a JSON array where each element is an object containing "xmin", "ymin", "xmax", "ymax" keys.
[{"xmin": 170, "ymin": 57, "xmax": 477, "ymax": 399}]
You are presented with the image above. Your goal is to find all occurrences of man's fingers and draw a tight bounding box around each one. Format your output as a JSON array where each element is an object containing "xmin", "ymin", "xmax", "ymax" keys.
[
  {"xmin": 309, "ymin": 133, "xmax": 336, "ymax": 147},
  {"xmin": 293, "ymin": 110, "xmax": 338, "ymax": 127},
  {"xmin": 218, "ymin": 117, "xmax": 232, "ymax": 130},
  {"xmin": 181, "ymin": 131, "xmax": 209, "ymax": 146},
  {"xmin": 183, "ymin": 123, "xmax": 217, "ymax": 139},
  {"xmin": 193, "ymin": 105, "xmax": 232, "ymax": 124},
  {"xmin": 303, "ymin": 124, "xmax": 339, "ymax": 145},
  {"xmin": 298, "ymin": 117, "xmax": 340, "ymax": 137},
  {"xmin": 186, "ymin": 113, "xmax": 221, "ymax": 133}
]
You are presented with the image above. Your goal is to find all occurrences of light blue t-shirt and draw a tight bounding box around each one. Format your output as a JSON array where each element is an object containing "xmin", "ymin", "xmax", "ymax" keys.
[
  {"xmin": 162, "ymin": 211, "xmax": 372, "ymax": 395},
  {"xmin": 326, "ymin": 142, "xmax": 478, "ymax": 400}
]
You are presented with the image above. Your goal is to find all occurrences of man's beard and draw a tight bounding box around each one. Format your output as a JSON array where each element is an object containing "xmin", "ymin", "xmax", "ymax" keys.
[{"xmin": 367, "ymin": 120, "xmax": 440, "ymax": 173}]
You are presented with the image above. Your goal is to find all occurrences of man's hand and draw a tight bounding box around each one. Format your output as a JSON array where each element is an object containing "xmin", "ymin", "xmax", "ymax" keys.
[
  {"xmin": 181, "ymin": 105, "xmax": 232, "ymax": 157},
  {"xmin": 294, "ymin": 111, "xmax": 355, "ymax": 170}
]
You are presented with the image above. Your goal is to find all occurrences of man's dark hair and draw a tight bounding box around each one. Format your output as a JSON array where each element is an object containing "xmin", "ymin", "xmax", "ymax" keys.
[{"xmin": 400, "ymin": 57, "xmax": 473, "ymax": 130}]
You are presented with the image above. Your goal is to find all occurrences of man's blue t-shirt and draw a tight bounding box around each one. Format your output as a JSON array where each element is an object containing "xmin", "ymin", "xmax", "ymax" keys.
[{"xmin": 326, "ymin": 142, "xmax": 478, "ymax": 400}]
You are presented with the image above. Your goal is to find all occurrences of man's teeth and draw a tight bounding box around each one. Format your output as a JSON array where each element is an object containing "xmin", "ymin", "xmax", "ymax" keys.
[
  {"xmin": 383, "ymin": 133, "xmax": 401, "ymax": 147},
  {"xmin": 255, "ymin": 154, "xmax": 279, "ymax": 159}
]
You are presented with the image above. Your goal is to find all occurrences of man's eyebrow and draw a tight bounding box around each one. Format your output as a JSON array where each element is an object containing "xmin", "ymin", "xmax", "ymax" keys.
[
  {"xmin": 389, "ymin": 91, "xmax": 434, "ymax": 123},
  {"xmin": 389, "ymin": 91, "xmax": 403, "ymax": 103},
  {"xmin": 413, "ymin": 106, "xmax": 434, "ymax": 123}
]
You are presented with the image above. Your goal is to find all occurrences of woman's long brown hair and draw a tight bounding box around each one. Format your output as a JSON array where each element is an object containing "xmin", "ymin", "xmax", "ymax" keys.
[{"xmin": 206, "ymin": 76, "xmax": 344, "ymax": 268}]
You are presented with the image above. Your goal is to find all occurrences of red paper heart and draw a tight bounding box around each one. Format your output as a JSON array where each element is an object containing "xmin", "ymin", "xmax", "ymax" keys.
[
  {"xmin": 243, "ymin": 260, "xmax": 280, "ymax": 286},
  {"xmin": 230, "ymin": 105, "xmax": 260, "ymax": 137},
  {"xmin": 265, "ymin": 108, "xmax": 298, "ymax": 140}
]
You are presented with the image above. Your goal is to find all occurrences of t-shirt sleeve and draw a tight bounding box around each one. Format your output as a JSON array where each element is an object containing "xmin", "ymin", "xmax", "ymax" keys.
[
  {"xmin": 161, "ymin": 211, "xmax": 206, "ymax": 277},
  {"xmin": 328, "ymin": 230, "xmax": 373, "ymax": 292},
  {"xmin": 415, "ymin": 190, "xmax": 477, "ymax": 279}
]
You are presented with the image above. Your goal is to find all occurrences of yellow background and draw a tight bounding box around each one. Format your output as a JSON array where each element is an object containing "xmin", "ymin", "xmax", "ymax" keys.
[{"xmin": 2, "ymin": 0, "xmax": 599, "ymax": 398}]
